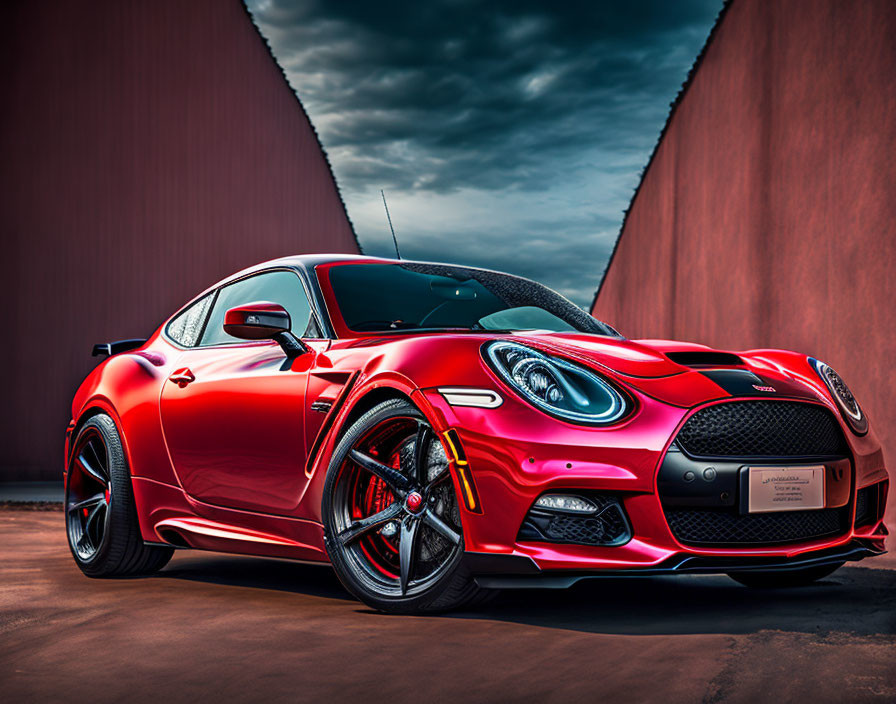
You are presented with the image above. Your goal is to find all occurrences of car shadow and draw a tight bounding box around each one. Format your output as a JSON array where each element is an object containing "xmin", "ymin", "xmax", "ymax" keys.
[
  {"xmin": 156, "ymin": 553, "xmax": 352, "ymax": 601},
  {"xmin": 450, "ymin": 566, "xmax": 896, "ymax": 636},
  {"xmin": 156, "ymin": 553, "xmax": 896, "ymax": 636}
]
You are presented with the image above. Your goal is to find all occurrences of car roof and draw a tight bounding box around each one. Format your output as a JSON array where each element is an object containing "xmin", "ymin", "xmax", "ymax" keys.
[
  {"xmin": 205, "ymin": 254, "xmax": 384, "ymax": 289},
  {"xmin": 272, "ymin": 253, "xmax": 387, "ymax": 269},
  {"xmin": 246, "ymin": 253, "xmax": 525, "ymax": 279}
]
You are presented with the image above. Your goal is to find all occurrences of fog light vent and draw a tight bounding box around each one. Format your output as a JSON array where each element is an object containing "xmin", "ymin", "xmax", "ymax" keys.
[
  {"xmin": 519, "ymin": 493, "xmax": 632, "ymax": 547},
  {"xmin": 855, "ymin": 482, "xmax": 886, "ymax": 529}
]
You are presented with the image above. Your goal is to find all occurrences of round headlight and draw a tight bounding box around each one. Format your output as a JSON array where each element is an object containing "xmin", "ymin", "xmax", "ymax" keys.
[
  {"xmin": 484, "ymin": 341, "xmax": 629, "ymax": 425},
  {"xmin": 809, "ymin": 358, "xmax": 867, "ymax": 434}
]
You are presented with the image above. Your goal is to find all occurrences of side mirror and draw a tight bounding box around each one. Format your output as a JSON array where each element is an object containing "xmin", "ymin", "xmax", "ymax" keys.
[{"xmin": 223, "ymin": 302, "xmax": 308, "ymax": 357}]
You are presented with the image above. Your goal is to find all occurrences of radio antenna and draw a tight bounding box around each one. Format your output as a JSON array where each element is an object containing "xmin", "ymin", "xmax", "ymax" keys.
[{"xmin": 381, "ymin": 189, "xmax": 401, "ymax": 260}]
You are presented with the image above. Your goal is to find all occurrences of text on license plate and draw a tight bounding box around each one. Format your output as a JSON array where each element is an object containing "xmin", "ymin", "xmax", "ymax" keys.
[{"xmin": 748, "ymin": 466, "xmax": 825, "ymax": 513}]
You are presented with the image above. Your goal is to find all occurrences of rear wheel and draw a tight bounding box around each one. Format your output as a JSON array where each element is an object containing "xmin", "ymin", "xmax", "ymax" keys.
[
  {"xmin": 322, "ymin": 399, "xmax": 492, "ymax": 613},
  {"xmin": 66, "ymin": 414, "xmax": 173, "ymax": 577},
  {"xmin": 727, "ymin": 562, "xmax": 844, "ymax": 588}
]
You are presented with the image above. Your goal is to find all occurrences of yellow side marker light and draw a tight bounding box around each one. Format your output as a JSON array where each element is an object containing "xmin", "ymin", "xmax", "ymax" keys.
[{"xmin": 442, "ymin": 428, "xmax": 481, "ymax": 514}]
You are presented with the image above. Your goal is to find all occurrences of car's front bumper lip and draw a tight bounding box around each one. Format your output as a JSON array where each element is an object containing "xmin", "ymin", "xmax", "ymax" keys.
[{"xmin": 466, "ymin": 539, "xmax": 886, "ymax": 589}]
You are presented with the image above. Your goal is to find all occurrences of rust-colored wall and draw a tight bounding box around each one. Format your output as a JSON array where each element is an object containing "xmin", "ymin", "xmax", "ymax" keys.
[
  {"xmin": 593, "ymin": 0, "xmax": 896, "ymax": 516},
  {"xmin": 0, "ymin": 0, "xmax": 359, "ymax": 481}
]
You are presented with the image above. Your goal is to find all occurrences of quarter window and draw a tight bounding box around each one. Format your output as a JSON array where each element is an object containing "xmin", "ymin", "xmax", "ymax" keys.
[
  {"xmin": 166, "ymin": 293, "xmax": 213, "ymax": 347},
  {"xmin": 200, "ymin": 270, "xmax": 315, "ymax": 347}
]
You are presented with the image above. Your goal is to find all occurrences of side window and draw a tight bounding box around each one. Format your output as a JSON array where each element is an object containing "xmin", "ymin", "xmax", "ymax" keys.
[
  {"xmin": 166, "ymin": 293, "xmax": 213, "ymax": 347},
  {"xmin": 200, "ymin": 271, "xmax": 315, "ymax": 347}
]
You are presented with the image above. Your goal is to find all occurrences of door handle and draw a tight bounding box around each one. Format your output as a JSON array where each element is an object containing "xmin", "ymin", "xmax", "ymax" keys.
[{"xmin": 169, "ymin": 368, "xmax": 195, "ymax": 388}]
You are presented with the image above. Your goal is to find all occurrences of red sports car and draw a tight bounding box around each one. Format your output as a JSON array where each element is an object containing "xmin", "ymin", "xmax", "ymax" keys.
[{"xmin": 65, "ymin": 255, "xmax": 889, "ymax": 613}]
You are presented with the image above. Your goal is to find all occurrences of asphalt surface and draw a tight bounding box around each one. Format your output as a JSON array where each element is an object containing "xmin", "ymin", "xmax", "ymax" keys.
[
  {"xmin": 2, "ymin": 508, "xmax": 894, "ymax": 703},
  {"xmin": 0, "ymin": 481, "xmax": 63, "ymax": 503}
]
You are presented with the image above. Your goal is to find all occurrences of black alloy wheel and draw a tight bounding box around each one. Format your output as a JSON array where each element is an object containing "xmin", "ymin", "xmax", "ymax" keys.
[
  {"xmin": 322, "ymin": 399, "xmax": 493, "ymax": 613},
  {"xmin": 65, "ymin": 414, "xmax": 173, "ymax": 577}
]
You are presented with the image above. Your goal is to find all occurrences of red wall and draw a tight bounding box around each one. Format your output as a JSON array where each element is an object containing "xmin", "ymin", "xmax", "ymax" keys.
[
  {"xmin": 593, "ymin": 0, "xmax": 896, "ymax": 518},
  {"xmin": 0, "ymin": 0, "xmax": 359, "ymax": 481}
]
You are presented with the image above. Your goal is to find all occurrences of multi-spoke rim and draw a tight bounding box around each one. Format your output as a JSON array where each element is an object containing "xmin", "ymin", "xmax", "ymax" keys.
[
  {"xmin": 332, "ymin": 416, "xmax": 462, "ymax": 597},
  {"xmin": 66, "ymin": 429, "xmax": 112, "ymax": 562}
]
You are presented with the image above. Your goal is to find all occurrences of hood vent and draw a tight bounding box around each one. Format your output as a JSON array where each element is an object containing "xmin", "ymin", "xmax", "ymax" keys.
[{"xmin": 666, "ymin": 351, "xmax": 744, "ymax": 367}]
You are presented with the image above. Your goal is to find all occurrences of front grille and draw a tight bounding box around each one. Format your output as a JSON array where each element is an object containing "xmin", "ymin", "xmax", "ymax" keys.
[
  {"xmin": 518, "ymin": 494, "xmax": 631, "ymax": 546},
  {"xmin": 676, "ymin": 401, "xmax": 847, "ymax": 458},
  {"xmin": 666, "ymin": 507, "xmax": 848, "ymax": 546}
]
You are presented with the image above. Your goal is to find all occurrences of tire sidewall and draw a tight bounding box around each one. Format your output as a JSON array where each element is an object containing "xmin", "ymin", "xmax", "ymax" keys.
[{"xmin": 65, "ymin": 414, "xmax": 134, "ymax": 576}]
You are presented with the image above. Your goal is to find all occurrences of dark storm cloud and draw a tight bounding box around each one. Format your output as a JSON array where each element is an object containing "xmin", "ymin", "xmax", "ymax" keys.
[{"xmin": 247, "ymin": 0, "xmax": 722, "ymax": 308}]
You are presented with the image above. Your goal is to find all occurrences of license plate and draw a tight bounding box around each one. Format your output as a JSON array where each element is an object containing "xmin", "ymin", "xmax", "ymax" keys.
[{"xmin": 748, "ymin": 466, "xmax": 825, "ymax": 513}]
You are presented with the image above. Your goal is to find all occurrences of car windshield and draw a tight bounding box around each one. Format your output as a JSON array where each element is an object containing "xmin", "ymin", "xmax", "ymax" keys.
[{"xmin": 324, "ymin": 263, "xmax": 620, "ymax": 337}]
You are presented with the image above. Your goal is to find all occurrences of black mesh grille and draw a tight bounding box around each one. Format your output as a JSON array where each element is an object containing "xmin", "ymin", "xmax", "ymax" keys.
[
  {"xmin": 666, "ymin": 507, "xmax": 848, "ymax": 546},
  {"xmin": 676, "ymin": 401, "xmax": 847, "ymax": 458},
  {"xmin": 855, "ymin": 488, "xmax": 871, "ymax": 526},
  {"xmin": 518, "ymin": 494, "xmax": 631, "ymax": 546},
  {"xmin": 544, "ymin": 510, "xmax": 629, "ymax": 544},
  {"xmin": 854, "ymin": 484, "xmax": 883, "ymax": 528}
]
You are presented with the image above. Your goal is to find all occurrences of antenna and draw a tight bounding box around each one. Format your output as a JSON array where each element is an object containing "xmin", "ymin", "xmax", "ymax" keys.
[{"xmin": 381, "ymin": 189, "xmax": 401, "ymax": 260}]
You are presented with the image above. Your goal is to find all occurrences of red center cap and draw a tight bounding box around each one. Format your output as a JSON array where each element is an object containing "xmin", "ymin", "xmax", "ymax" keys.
[{"xmin": 406, "ymin": 492, "xmax": 424, "ymax": 513}]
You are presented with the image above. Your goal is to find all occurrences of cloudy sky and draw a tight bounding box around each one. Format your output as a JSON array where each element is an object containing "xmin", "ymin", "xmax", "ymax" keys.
[{"xmin": 246, "ymin": 0, "xmax": 723, "ymax": 308}]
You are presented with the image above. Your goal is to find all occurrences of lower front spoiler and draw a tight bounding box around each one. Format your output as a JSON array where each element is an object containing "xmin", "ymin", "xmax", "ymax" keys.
[{"xmin": 466, "ymin": 540, "xmax": 886, "ymax": 590}]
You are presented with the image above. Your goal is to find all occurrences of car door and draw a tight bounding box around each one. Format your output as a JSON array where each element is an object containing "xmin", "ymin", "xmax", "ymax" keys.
[{"xmin": 160, "ymin": 269, "xmax": 321, "ymax": 515}]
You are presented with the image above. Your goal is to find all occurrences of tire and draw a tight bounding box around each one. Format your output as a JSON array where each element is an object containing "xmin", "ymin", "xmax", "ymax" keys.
[
  {"xmin": 727, "ymin": 562, "xmax": 844, "ymax": 588},
  {"xmin": 65, "ymin": 414, "xmax": 173, "ymax": 577},
  {"xmin": 322, "ymin": 399, "xmax": 494, "ymax": 613}
]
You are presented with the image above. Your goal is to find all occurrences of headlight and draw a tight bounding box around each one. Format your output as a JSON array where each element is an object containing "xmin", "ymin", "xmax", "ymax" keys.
[
  {"xmin": 809, "ymin": 358, "xmax": 867, "ymax": 434},
  {"xmin": 484, "ymin": 341, "xmax": 629, "ymax": 425}
]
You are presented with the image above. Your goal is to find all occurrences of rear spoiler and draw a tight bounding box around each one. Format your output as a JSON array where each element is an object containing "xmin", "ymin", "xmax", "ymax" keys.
[{"xmin": 92, "ymin": 338, "xmax": 147, "ymax": 358}]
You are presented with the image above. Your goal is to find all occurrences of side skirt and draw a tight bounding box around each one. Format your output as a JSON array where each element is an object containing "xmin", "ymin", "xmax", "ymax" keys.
[{"xmin": 132, "ymin": 476, "xmax": 329, "ymax": 562}]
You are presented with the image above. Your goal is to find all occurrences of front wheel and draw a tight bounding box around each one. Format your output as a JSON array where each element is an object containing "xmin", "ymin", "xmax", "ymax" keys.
[
  {"xmin": 322, "ymin": 399, "xmax": 492, "ymax": 613},
  {"xmin": 727, "ymin": 562, "xmax": 844, "ymax": 588}
]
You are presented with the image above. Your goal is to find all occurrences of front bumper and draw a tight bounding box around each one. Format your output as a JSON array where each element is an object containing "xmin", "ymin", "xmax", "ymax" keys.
[{"xmin": 421, "ymin": 389, "xmax": 890, "ymax": 575}]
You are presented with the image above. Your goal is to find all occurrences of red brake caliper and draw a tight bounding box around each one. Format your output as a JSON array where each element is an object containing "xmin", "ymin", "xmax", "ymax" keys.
[
  {"xmin": 364, "ymin": 450, "xmax": 399, "ymax": 554},
  {"xmin": 352, "ymin": 441, "xmax": 405, "ymax": 579}
]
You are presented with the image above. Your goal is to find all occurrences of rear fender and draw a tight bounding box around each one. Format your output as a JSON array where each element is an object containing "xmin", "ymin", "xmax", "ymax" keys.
[{"xmin": 70, "ymin": 341, "xmax": 183, "ymax": 488}]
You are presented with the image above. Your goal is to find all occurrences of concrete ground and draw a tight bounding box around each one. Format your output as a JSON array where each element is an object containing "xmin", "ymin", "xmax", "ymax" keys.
[{"xmin": 1, "ymin": 508, "xmax": 894, "ymax": 703}]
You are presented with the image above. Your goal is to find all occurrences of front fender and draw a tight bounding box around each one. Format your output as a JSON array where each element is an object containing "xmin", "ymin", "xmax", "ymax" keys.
[{"xmin": 300, "ymin": 370, "xmax": 460, "ymax": 526}]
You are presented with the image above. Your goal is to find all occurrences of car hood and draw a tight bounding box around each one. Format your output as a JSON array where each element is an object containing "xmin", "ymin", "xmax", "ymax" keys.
[{"xmin": 509, "ymin": 332, "xmax": 827, "ymax": 408}]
